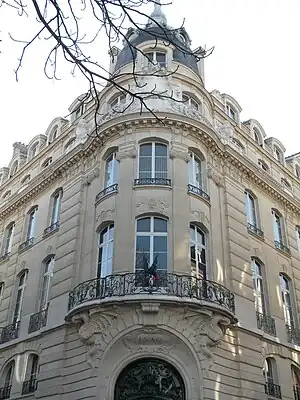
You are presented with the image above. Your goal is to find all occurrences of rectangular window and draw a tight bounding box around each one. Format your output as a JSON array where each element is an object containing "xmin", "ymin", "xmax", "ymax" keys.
[
  {"xmin": 139, "ymin": 143, "xmax": 168, "ymax": 180},
  {"xmin": 40, "ymin": 258, "xmax": 54, "ymax": 310},
  {"xmin": 27, "ymin": 209, "xmax": 37, "ymax": 240},
  {"xmin": 98, "ymin": 224, "xmax": 114, "ymax": 278},
  {"xmin": 251, "ymin": 260, "xmax": 265, "ymax": 315},
  {"xmin": 296, "ymin": 227, "xmax": 300, "ymax": 254},
  {"xmin": 105, "ymin": 153, "xmax": 118, "ymax": 187},
  {"xmin": 13, "ymin": 271, "xmax": 28, "ymax": 323},
  {"xmin": 4, "ymin": 224, "xmax": 14, "ymax": 254},
  {"xmin": 273, "ymin": 211, "xmax": 283, "ymax": 243},
  {"xmin": 245, "ymin": 192, "xmax": 257, "ymax": 227},
  {"xmin": 51, "ymin": 192, "xmax": 62, "ymax": 225}
]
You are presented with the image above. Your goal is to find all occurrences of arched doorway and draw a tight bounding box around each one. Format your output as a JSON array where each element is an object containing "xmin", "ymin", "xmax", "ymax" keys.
[{"xmin": 114, "ymin": 358, "xmax": 186, "ymax": 400}]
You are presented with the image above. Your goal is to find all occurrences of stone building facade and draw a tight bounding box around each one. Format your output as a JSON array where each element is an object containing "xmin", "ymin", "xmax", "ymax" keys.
[{"xmin": 1, "ymin": 4, "xmax": 300, "ymax": 400}]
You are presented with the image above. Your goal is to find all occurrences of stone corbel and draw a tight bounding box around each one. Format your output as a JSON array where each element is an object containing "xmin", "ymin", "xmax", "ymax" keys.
[
  {"xmin": 207, "ymin": 167, "xmax": 224, "ymax": 187},
  {"xmin": 169, "ymin": 149, "xmax": 190, "ymax": 163},
  {"xmin": 82, "ymin": 167, "xmax": 100, "ymax": 186},
  {"xmin": 116, "ymin": 145, "xmax": 137, "ymax": 161}
]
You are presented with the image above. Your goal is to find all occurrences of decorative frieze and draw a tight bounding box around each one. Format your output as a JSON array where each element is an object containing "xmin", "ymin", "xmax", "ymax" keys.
[{"xmin": 136, "ymin": 198, "xmax": 169, "ymax": 214}]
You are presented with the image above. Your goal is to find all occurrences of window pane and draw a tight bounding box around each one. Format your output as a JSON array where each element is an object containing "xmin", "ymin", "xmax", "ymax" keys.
[
  {"xmin": 154, "ymin": 218, "xmax": 167, "ymax": 232},
  {"xmin": 155, "ymin": 144, "xmax": 167, "ymax": 156},
  {"xmin": 156, "ymin": 253, "xmax": 167, "ymax": 271},
  {"xmin": 153, "ymin": 236, "xmax": 167, "ymax": 252},
  {"xmin": 136, "ymin": 236, "xmax": 150, "ymax": 251},
  {"xmin": 137, "ymin": 218, "xmax": 151, "ymax": 232},
  {"xmin": 140, "ymin": 144, "xmax": 152, "ymax": 156},
  {"xmin": 146, "ymin": 52, "xmax": 154, "ymax": 62},
  {"xmin": 100, "ymin": 226, "xmax": 109, "ymax": 244},
  {"xmin": 196, "ymin": 228, "xmax": 205, "ymax": 245}
]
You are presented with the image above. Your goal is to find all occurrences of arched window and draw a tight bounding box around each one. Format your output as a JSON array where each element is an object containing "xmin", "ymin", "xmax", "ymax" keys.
[
  {"xmin": 135, "ymin": 217, "xmax": 168, "ymax": 279},
  {"xmin": 109, "ymin": 93, "xmax": 126, "ymax": 109},
  {"xmin": 2, "ymin": 222, "xmax": 15, "ymax": 256},
  {"xmin": 253, "ymin": 128, "xmax": 261, "ymax": 145},
  {"xmin": 26, "ymin": 207, "xmax": 38, "ymax": 241},
  {"xmin": 40, "ymin": 256, "xmax": 55, "ymax": 311},
  {"xmin": 251, "ymin": 259, "xmax": 265, "ymax": 315},
  {"xmin": 50, "ymin": 189, "xmax": 62, "ymax": 226},
  {"xmin": 49, "ymin": 126, "xmax": 58, "ymax": 143},
  {"xmin": 292, "ymin": 365, "xmax": 300, "ymax": 397},
  {"xmin": 1, "ymin": 360, "xmax": 14, "ymax": 398},
  {"xmin": 10, "ymin": 161, "xmax": 18, "ymax": 178},
  {"xmin": 258, "ymin": 159, "xmax": 269, "ymax": 172},
  {"xmin": 41, "ymin": 157, "xmax": 52, "ymax": 169},
  {"xmin": 182, "ymin": 93, "xmax": 202, "ymax": 112},
  {"xmin": 263, "ymin": 358, "xmax": 281, "ymax": 398},
  {"xmin": 13, "ymin": 270, "xmax": 28, "ymax": 323},
  {"xmin": 145, "ymin": 51, "xmax": 167, "ymax": 68},
  {"xmin": 105, "ymin": 152, "xmax": 118, "ymax": 188},
  {"xmin": 190, "ymin": 224, "xmax": 207, "ymax": 280},
  {"xmin": 22, "ymin": 354, "xmax": 38, "ymax": 395},
  {"xmin": 29, "ymin": 143, "xmax": 38, "ymax": 160},
  {"xmin": 274, "ymin": 146, "xmax": 283, "ymax": 163},
  {"xmin": 138, "ymin": 142, "xmax": 168, "ymax": 184},
  {"xmin": 188, "ymin": 152, "xmax": 202, "ymax": 188},
  {"xmin": 65, "ymin": 137, "xmax": 76, "ymax": 151},
  {"xmin": 97, "ymin": 224, "xmax": 114, "ymax": 278},
  {"xmin": 279, "ymin": 274, "xmax": 295, "ymax": 329}
]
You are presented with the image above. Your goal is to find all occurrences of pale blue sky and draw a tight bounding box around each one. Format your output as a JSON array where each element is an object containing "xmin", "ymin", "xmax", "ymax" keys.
[{"xmin": 0, "ymin": 0, "xmax": 299, "ymax": 166}]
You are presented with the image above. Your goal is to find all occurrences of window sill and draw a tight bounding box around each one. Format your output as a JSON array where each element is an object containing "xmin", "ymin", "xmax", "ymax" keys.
[
  {"xmin": 0, "ymin": 252, "xmax": 11, "ymax": 263},
  {"xmin": 274, "ymin": 241, "xmax": 291, "ymax": 257},
  {"xmin": 187, "ymin": 184, "xmax": 210, "ymax": 203},
  {"xmin": 43, "ymin": 222, "xmax": 59, "ymax": 238},
  {"xmin": 95, "ymin": 184, "xmax": 118, "ymax": 205},
  {"xmin": 18, "ymin": 238, "xmax": 34, "ymax": 253},
  {"xmin": 247, "ymin": 224, "xmax": 264, "ymax": 241}
]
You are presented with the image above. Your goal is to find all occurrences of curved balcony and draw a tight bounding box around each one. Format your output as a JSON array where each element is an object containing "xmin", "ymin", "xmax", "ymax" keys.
[{"xmin": 66, "ymin": 273, "xmax": 236, "ymax": 322}]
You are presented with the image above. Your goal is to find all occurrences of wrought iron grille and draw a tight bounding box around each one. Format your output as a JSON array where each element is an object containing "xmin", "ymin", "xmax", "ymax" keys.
[
  {"xmin": 0, "ymin": 252, "xmax": 11, "ymax": 263},
  {"xmin": 274, "ymin": 241, "xmax": 291, "ymax": 255},
  {"xmin": 68, "ymin": 272, "xmax": 235, "ymax": 314},
  {"xmin": 43, "ymin": 221, "xmax": 59, "ymax": 236},
  {"xmin": 0, "ymin": 321, "xmax": 20, "ymax": 344},
  {"xmin": 265, "ymin": 382, "xmax": 282, "ymax": 399},
  {"xmin": 247, "ymin": 223, "xmax": 264, "ymax": 238},
  {"xmin": 0, "ymin": 385, "xmax": 11, "ymax": 400},
  {"xmin": 95, "ymin": 184, "xmax": 118, "ymax": 203},
  {"xmin": 28, "ymin": 308, "xmax": 48, "ymax": 334},
  {"xmin": 286, "ymin": 324, "xmax": 300, "ymax": 345},
  {"xmin": 134, "ymin": 178, "xmax": 171, "ymax": 186},
  {"xmin": 22, "ymin": 379, "xmax": 37, "ymax": 395},
  {"xmin": 256, "ymin": 311, "xmax": 276, "ymax": 336},
  {"xmin": 114, "ymin": 358, "xmax": 185, "ymax": 400},
  {"xmin": 187, "ymin": 184, "xmax": 210, "ymax": 202},
  {"xmin": 19, "ymin": 237, "xmax": 34, "ymax": 252},
  {"xmin": 294, "ymin": 385, "xmax": 300, "ymax": 400}
]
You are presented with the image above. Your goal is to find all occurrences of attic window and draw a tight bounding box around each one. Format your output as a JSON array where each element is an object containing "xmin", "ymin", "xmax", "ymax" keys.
[
  {"xmin": 258, "ymin": 159, "xmax": 269, "ymax": 172},
  {"xmin": 274, "ymin": 147, "xmax": 283, "ymax": 163},
  {"xmin": 145, "ymin": 51, "xmax": 167, "ymax": 68},
  {"xmin": 42, "ymin": 157, "xmax": 52, "ymax": 169},
  {"xmin": 296, "ymin": 166, "xmax": 300, "ymax": 179},
  {"xmin": 182, "ymin": 93, "xmax": 202, "ymax": 112},
  {"xmin": 226, "ymin": 104, "xmax": 237, "ymax": 121},
  {"xmin": 3, "ymin": 190, "xmax": 11, "ymax": 199},
  {"xmin": 74, "ymin": 105, "xmax": 83, "ymax": 120},
  {"xmin": 231, "ymin": 138, "xmax": 244, "ymax": 151},
  {"xmin": 110, "ymin": 94, "xmax": 126, "ymax": 109}
]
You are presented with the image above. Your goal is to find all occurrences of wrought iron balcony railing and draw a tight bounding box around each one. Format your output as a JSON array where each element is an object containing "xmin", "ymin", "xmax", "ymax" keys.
[
  {"xmin": 264, "ymin": 382, "xmax": 282, "ymax": 399},
  {"xmin": 0, "ymin": 321, "xmax": 20, "ymax": 344},
  {"xmin": 256, "ymin": 311, "xmax": 276, "ymax": 336},
  {"xmin": 294, "ymin": 385, "xmax": 300, "ymax": 400},
  {"xmin": 0, "ymin": 252, "xmax": 11, "ymax": 263},
  {"xmin": 134, "ymin": 178, "xmax": 171, "ymax": 187},
  {"xmin": 68, "ymin": 272, "xmax": 235, "ymax": 315},
  {"xmin": 247, "ymin": 223, "xmax": 264, "ymax": 238},
  {"xmin": 19, "ymin": 237, "xmax": 34, "ymax": 252},
  {"xmin": 187, "ymin": 184, "xmax": 210, "ymax": 202},
  {"xmin": 43, "ymin": 221, "xmax": 59, "ymax": 236},
  {"xmin": 286, "ymin": 324, "xmax": 300, "ymax": 345},
  {"xmin": 0, "ymin": 385, "xmax": 11, "ymax": 400},
  {"xmin": 95, "ymin": 184, "xmax": 118, "ymax": 203},
  {"xmin": 21, "ymin": 379, "xmax": 37, "ymax": 395},
  {"xmin": 274, "ymin": 240, "xmax": 291, "ymax": 255},
  {"xmin": 28, "ymin": 307, "xmax": 48, "ymax": 334}
]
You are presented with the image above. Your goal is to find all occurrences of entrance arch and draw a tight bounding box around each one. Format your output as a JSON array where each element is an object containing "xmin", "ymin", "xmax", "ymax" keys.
[{"xmin": 114, "ymin": 358, "xmax": 186, "ymax": 400}]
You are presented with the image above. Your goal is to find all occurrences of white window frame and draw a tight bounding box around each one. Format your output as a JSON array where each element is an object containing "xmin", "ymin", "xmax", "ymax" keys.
[
  {"xmin": 272, "ymin": 210, "xmax": 284, "ymax": 244},
  {"xmin": 40, "ymin": 257, "xmax": 54, "ymax": 311},
  {"xmin": 10, "ymin": 161, "xmax": 18, "ymax": 177},
  {"xmin": 138, "ymin": 142, "xmax": 168, "ymax": 179},
  {"xmin": 182, "ymin": 93, "xmax": 202, "ymax": 112},
  {"xmin": 226, "ymin": 104, "xmax": 236, "ymax": 121},
  {"xmin": 27, "ymin": 208, "xmax": 37, "ymax": 240},
  {"xmin": 4, "ymin": 223, "xmax": 14, "ymax": 255},
  {"xmin": 145, "ymin": 51, "xmax": 167, "ymax": 68},
  {"xmin": 105, "ymin": 153, "xmax": 118, "ymax": 187},
  {"xmin": 26, "ymin": 354, "xmax": 39, "ymax": 382},
  {"xmin": 280, "ymin": 274, "xmax": 294, "ymax": 328},
  {"xmin": 13, "ymin": 271, "xmax": 28, "ymax": 323},
  {"xmin": 245, "ymin": 191, "xmax": 257, "ymax": 227},
  {"xmin": 188, "ymin": 152, "xmax": 202, "ymax": 188},
  {"xmin": 190, "ymin": 224, "xmax": 207, "ymax": 280},
  {"xmin": 263, "ymin": 358, "xmax": 277, "ymax": 385},
  {"xmin": 110, "ymin": 94, "xmax": 126, "ymax": 109},
  {"xmin": 42, "ymin": 157, "xmax": 52, "ymax": 169},
  {"xmin": 135, "ymin": 217, "xmax": 168, "ymax": 274},
  {"xmin": 251, "ymin": 259, "xmax": 266, "ymax": 315},
  {"xmin": 274, "ymin": 147, "xmax": 282, "ymax": 163},
  {"xmin": 296, "ymin": 227, "xmax": 300, "ymax": 255},
  {"xmin": 97, "ymin": 224, "xmax": 114, "ymax": 278},
  {"xmin": 51, "ymin": 190, "xmax": 62, "ymax": 225},
  {"xmin": 30, "ymin": 143, "xmax": 38, "ymax": 159}
]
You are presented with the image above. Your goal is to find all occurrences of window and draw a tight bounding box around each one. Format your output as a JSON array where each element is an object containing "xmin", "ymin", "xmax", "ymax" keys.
[
  {"xmin": 97, "ymin": 224, "xmax": 114, "ymax": 278},
  {"xmin": 0, "ymin": 282, "xmax": 4, "ymax": 305},
  {"xmin": 110, "ymin": 94, "xmax": 126, "ymax": 109},
  {"xmin": 253, "ymin": 128, "xmax": 260, "ymax": 144},
  {"xmin": 226, "ymin": 104, "xmax": 236, "ymax": 121},
  {"xmin": 2, "ymin": 361, "xmax": 14, "ymax": 393},
  {"xmin": 188, "ymin": 152, "xmax": 202, "ymax": 188},
  {"xmin": 251, "ymin": 259, "xmax": 265, "ymax": 315},
  {"xmin": 13, "ymin": 271, "xmax": 28, "ymax": 323},
  {"xmin": 281, "ymin": 178, "xmax": 291, "ymax": 190},
  {"xmin": 51, "ymin": 190, "xmax": 62, "ymax": 225},
  {"xmin": 135, "ymin": 217, "xmax": 168, "ymax": 277},
  {"xmin": 65, "ymin": 137, "xmax": 76, "ymax": 151},
  {"xmin": 41, "ymin": 157, "xmax": 52, "ymax": 169},
  {"xmin": 51, "ymin": 127, "xmax": 58, "ymax": 142},
  {"xmin": 263, "ymin": 358, "xmax": 276, "ymax": 385},
  {"xmin": 22, "ymin": 354, "xmax": 38, "ymax": 394},
  {"xmin": 231, "ymin": 137, "xmax": 244, "ymax": 151},
  {"xmin": 27, "ymin": 207, "xmax": 37, "ymax": 240},
  {"xmin": 296, "ymin": 166, "xmax": 300, "ymax": 179},
  {"xmin": 138, "ymin": 142, "xmax": 168, "ymax": 180},
  {"xmin": 245, "ymin": 191, "xmax": 258, "ymax": 227},
  {"xmin": 296, "ymin": 227, "xmax": 300, "ymax": 255},
  {"xmin": 145, "ymin": 51, "xmax": 167, "ymax": 68},
  {"xmin": 274, "ymin": 147, "xmax": 282, "ymax": 163},
  {"xmin": 3, "ymin": 222, "xmax": 14, "ymax": 255},
  {"xmin": 40, "ymin": 257, "xmax": 54, "ymax": 311},
  {"xmin": 21, "ymin": 175, "xmax": 30, "ymax": 185},
  {"xmin": 10, "ymin": 161, "xmax": 18, "ymax": 177},
  {"xmin": 190, "ymin": 225, "xmax": 207, "ymax": 280},
  {"xmin": 280, "ymin": 274, "xmax": 294, "ymax": 328},
  {"xmin": 74, "ymin": 105, "xmax": 83, "ymax": 120},
  {"xmin": 272, "ymin": 209, "xmax": 284, "ymax": 244},
  {"xmin": 258, "ymin": 159, "xmax": 269, "ymax": 172},
  {"xmin": 2, "ymin": 191, "xmax": 11, "ymax": 200},
  {"xmin": 182, "ymin": 93, "xmax": 202, "ymax": 112},
  {"xmin": 30, "ymin": 143, "xmax": 38, "ymax": 159},
  {"xmin": 105, "ymin": 153, "xmax": 118, "ymax": 187},
  {"xmin": 292, "ymin": 366, "xmax": 300, "ymax": 394}
]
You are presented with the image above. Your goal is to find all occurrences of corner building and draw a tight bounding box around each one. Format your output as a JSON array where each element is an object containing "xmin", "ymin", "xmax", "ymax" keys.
[{"xmin": 1, "ymin": 5, "xmax": 300, "ymax": 400}]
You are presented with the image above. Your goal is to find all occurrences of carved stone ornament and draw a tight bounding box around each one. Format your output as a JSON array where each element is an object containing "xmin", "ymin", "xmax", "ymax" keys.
[
  {"xmin": 73, "ymin": 305, "xmax": 230, "ymax": 373},
  {"xmin": 96, "ymin": 208, "xmax": 116, "ymax": 223},
  {"xmin": 115, "ymin": 145, "xmax": 137, "ymax": 161},
  {"xmin": 82, "ymin": 167, "xmax": 100, "ymax": 186},
  {"xmin": 137, "ymin": 198, "xmax": 169, "ymax": 214},
  {"xmin": 75, "ymin": 118, "xmax": 89, "ymax": 143},
  {"xmin": 191, "ymin": 210, "xmax": 209, "ymax": 227},
  {"xmin": 169, "ymin": 148, "xmax": 190, "ymax": 163},
  {"xmin": 207, "ymin": 167, "xmax": 224, "ymax": 187}
]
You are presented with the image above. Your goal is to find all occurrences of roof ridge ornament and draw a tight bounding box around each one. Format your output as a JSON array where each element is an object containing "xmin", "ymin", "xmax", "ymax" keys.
[{"xmin": 147, "ymin": 0, "xmax": 167, "ymax": 27}]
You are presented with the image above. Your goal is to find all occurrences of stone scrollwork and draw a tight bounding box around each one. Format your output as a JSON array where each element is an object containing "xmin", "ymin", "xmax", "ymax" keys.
[{"xmin": 137, "ymin": 198, "xmax": 169, "ymax": 214}]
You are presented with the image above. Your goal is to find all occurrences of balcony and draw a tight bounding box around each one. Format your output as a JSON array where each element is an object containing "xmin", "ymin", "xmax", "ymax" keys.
[
  {"xmin": 67, "ymin": 272, "xmax": 236, "ymax": 320},
  {"xmin": 0, "ymin": 252, "xmax": 11, "ymax": 263},
  {"xmin": 134, "ymin": 178, "xmax": 171, "ymax": 187},
  {"xmin": 294, "ymin": 385, "xmax": 300, "ymax": 400},
  {"xmin": 19, "ymin": 237, "xmax": 34, "ymax": 252},
  {"xmin": 265, "ymin": 382, "xmax": 282, "ymax": 399},
  {"xmin": 22, "ymin": 379, "xmax": 37, "ymax": 395},
  {"xmin": 95, "ymin": 184, "xmax": 118, "ymax": 203},
  {"xmin": 0, "ymin": 321, "xmax": 20, "ymax": 344},
  {"xmin": 43, "ymin": 221, "xmax": 59, "ymax": 237},
  {"xmin": 247, "ymin": 223, "xmax": 264, "ymax": 238},
  {"xmin": 274, "ymin": 241, "xmax": 291, "ymax": 255},
  {"xmin": 256, "ymin": 312, "xmax": 276, "ymax": 336},
  {"xmin": 0, "ymin": 386, "xmax": 11, "ymax": 400},
  {"xmin": 28, "ymin": 308, "xmax": 48, "ymax": 334},
  {"xmin": 286, "ymin": 325, "xmax": 300, "ymax": 345},
  {"xmin": 187, "ymin": 184, "xmax": 210, "ymax": 202}
]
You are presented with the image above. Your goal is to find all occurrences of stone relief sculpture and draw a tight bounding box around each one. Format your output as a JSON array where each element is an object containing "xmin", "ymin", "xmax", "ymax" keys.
[{"xmin": 75, "ymin": 118, "xmax": 89, "ymax": 143}]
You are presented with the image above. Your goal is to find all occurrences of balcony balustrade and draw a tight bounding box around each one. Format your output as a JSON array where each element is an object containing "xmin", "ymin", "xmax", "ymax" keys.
[
  {"xmin": 19, "ymin": 237, "xmax": 34, "ymax": 252},
  {"xmin": 134, "ymin": 178, "xmax": 171, "ymax": 187},
  {"xmin": 187, "ymin": 184, "xmax": 210, "ymax": 202},
  {"xmin": 21, "ymin": 379, "xmax": 37, "ymax": 395},
  {"xmin": 95, "ymin": 184, "xmax": 118, "ymax": 203},
  {"xmin": 256, "ymin": 311, "xmax": 276, "ymax": 336},
  {"xmin": 0, "ymin": 321, "xmax": 20, "ymax": 344},
  {"xmin": 0, "ymin": 385, "xmax": 11, "ymax": 400},
  {"xmin": 247, "ymin": 223, "xmax": 264, "ymax": 238},
  {"xmin": 286, "ymin": 324, "xmax": 300, "ymax": 345},
  {"xmin": 28, "ymin": 308, "xmax": 48, "ymax": 334},
  {"xmin": 274, "ymin": 241, "xmax": 291, "ymax": 255},
  {"xmin": 264, "ymin": 382, "xmax": 282, "ymax": 399},
  {"xmin": 43, "ymin": 221, "xmax": 59, "ymax": 236},
  {"xmin": 294, "ymin": 385, "xmax": 300, "ymax": 400}
]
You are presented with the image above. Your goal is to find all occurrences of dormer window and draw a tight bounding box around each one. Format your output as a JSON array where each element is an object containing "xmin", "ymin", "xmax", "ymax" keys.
[
  {"xmin": 74, "ymin": 105, "xmax": 83, "ymax": 120},
  {"xmin": 258, "ymin": 159, "xmax": 269, "ymax": 172},
  {"xmin": 145, "ymin": 51, "xmax": 167, "ymax": 68},
  {"xmin": 231, "ymin": 137, "xmax": 244, "ymax": 151},
  {"xmin": 282, "ymin": 178, "xmax": 292, "ymax": 190},
  {"xmin": 41, "ymin": 157, "xmax": 52, "ymax": 169},
  {"xmin": 226, "ymin": 104, "xmax": 236, "ymax": 121},
  {"xmin": 110, "ymin": 94, "xmax": 126, "ymax": 109},
  {"xmin": 30, "ymin": 143, "xmax": 38, "ymax": 159},
  {"xmin": 274, "ymin": 147, "xmax": 283, "ymax": 163},
  {"xmin": 182, "ymin": 93, "xmax": 202, "ymax": 112},
  {"xmin": 296, "ymin": 165, "xmax": 300, "ymax": 179},
  {"xmin": 10, "ymin": 161, "xmax": 18, "ymax": 178}
]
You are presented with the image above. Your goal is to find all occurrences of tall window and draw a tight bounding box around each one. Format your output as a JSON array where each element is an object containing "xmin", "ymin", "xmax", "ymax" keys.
[
  {"xmin": 188, "ymin": 152, "xmax": 202, "ymax": 188},
  {"xmin": 145, "ymin": 51, "xmax": 167, "ymax": 68},
  {"xmin": 3, "ymin": 222, "xmax": 15, "ymax": 255},
  {"xmin": 280, "ymin": 274, "xmax": 294, "ymax": 328},
  {"xmin": 138, "ymin": 143, "xmax": 168, "ymax": 180},
  {"xmin": 27, "ymin": 207, "xmax": 37, "ymax": 240},
  {"xmin": 274, "ymin": 147, "xmax": 282, "ymax": 163},
  {"xmin": 245, "ymin": 191, "xmax": 257, "ymax": 227},
  {"xmin": 105, "ymin": 153, "xmax": 118, "ymax": 187},
  {"xmin": 3, "ymin": 361, "xmax": 14, "ymax": 390},
  {"xmin": 13, "ymin": 271, "xmax": 28, "ymax": 323},
  {"xmin": 263, "ymin": 358, "xmax": 278, "ymax": 385},
  {"xmin": 292, "ymin": 366, "xmax": 300, "ymax": 395},
  {"xmin": 26, "ymin": 354, "xmax": 39, "ymax": 384},
  {"xmin": 10, "ymin": 161, "xmax": 18, "ymax": 177},
  {"xmin": 51, "ymin": 190, "xmax": 62, "ymax": 225},
  {"xmin": 135, "ymin": 217, "xmax": 168, "ymax": 276},
  {"xmin": 296, "ymin": 166, "xmax": 300, "ymax": 179},
  {"xmin": 0, "ymin": 282, "xmax": 4, "ymax": 305},
  {"xmin": 190, "ymin": 225, "xmax": 207, "ymax": 280},
  {"xmin": 251, "ymin": 259, "xmax": 265, "ymax": 315},
  {"xmin": 30, "ymin": 144, "xmax": 38, "ymax": 159},
  {"xmin": 253, "ymin": 128, "xmax": 260, "ymax": 144},
  {"xmin": 272, "ymin": 209, "xmax": 284, "ymax": 244},
  {"xmin": 97, "ymin": 224, "xmax": 114, "ymax": 278},
  {"xmin": 40, "ymin": 257, "xmax": 54, "ymax": 311}
]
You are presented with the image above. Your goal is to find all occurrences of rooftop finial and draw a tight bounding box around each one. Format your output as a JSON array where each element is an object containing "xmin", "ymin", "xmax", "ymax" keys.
[{"xmin": 147, "ymin": 0, "xmax": 167, "ymax": 27}]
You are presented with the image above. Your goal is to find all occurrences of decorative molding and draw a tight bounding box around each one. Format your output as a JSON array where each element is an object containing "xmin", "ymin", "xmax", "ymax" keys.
[
  {"xmin": 82, "ymin": 167, "xmax": 100, "ymax": 186},
  {"xmin": 207, "ymin": 168, "xmax": 224, "ymax": 187},
  {"xmin": 115, "ymin": 145, "xmax": 137, "ymax": 161},
  {"xmin": 123, "ymin": 328, "xmax": 175, "ymax": 354},
  {"xmin": 190, "ymin": 210, "xmax": 209, "ymax": 227},
  {"xmin": 96, "ymin": 208, "xmax": 116, "ymax": 223},
  {"xmin": 137, "ymin": 199, "xmax": 169, "ymax": 214}
]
